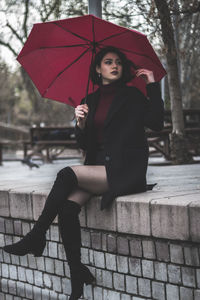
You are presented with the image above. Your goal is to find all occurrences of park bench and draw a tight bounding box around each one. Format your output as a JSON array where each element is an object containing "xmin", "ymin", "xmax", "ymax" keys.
[{"xmin": 23, "ymin": 127, "xmax": 78, "ymax": 163}]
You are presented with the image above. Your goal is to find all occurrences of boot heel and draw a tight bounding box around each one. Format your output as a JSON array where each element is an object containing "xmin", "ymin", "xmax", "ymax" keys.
[{"xmin": 82, "ymin": 265, "xmax": 96, "ymax": 285}]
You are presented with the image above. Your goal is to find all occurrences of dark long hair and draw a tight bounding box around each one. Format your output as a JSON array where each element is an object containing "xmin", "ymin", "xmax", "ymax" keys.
[{"xmin": 90, "ymin": 46, "xmax": 137, "ymax": 85}]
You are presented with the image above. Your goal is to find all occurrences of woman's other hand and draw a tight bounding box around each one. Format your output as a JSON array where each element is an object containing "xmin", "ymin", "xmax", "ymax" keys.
[
  {"xmin": 75, "ymin": 104, "xmax": 89, "ymax": 129},
  {"xmin": 135, "ymin": 69, "xmax": 155, "ymax": 84}
]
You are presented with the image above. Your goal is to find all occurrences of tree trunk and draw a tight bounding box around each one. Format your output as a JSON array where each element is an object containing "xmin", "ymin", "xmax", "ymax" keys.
[{"xmin": 154, "ymin": 0, "xmax": 192, "ymax": 164}]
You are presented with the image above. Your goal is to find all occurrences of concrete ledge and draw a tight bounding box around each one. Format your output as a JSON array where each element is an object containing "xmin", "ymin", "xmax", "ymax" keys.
[{"xmin": 1, "ymin": 189, "xmax": 200, "ymax": 242}]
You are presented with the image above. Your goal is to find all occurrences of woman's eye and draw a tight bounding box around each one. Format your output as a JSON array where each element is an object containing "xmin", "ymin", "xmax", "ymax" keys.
[{"xmin": 105, "ymin": 61, "xmax": 112, "ymax": 64}]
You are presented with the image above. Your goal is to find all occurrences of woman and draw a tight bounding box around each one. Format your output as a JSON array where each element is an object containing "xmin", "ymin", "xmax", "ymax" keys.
[{"xmin": 3, "ymin": 46, "xmax": 164, "ymax": 300}]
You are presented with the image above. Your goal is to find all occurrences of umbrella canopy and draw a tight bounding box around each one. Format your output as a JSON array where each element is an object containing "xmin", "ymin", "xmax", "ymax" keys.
[{"xmin": 17, "ymin": 14, "xmax": 166, "ymax": 107}]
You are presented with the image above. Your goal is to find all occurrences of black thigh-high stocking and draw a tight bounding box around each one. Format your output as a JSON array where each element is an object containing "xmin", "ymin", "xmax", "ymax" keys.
[
  {"xmin": 3, "ymin": 166, "xmax": 78, "ymax": 256},
  {"xmin": 58, "ymin": 165, "xmax": 109, "ymax": 300}
]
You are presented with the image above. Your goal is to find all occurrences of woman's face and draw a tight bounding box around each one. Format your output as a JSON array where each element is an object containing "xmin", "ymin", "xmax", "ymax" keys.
[{"xmin": 96, "ymin": 52, "xmax": 123, "ymax": 85}]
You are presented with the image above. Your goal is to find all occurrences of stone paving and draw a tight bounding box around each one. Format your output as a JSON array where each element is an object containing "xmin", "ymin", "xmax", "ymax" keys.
[{"xmin": 0, "ymin": 157, "xmax": 199, "ymax": 196}]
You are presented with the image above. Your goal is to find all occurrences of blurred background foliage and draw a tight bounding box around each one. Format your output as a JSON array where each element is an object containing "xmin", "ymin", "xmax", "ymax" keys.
[{"xmin": 0, "ymin": 0, "xmax": 199, "ymax": 128}]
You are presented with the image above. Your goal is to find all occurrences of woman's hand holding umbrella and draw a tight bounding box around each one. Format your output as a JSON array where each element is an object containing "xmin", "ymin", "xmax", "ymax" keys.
[
  {"xmin": 135, "ymin": 69, "xmax": 155, "ymax": 84},
  {"xmin": 75, "ymin": 104, "xmax": 89, "ymax": 130}
]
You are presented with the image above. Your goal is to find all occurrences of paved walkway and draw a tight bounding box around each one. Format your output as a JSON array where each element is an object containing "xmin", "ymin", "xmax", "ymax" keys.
[{"xmin": 1, "ymin": 157, "xmax": 200, "ymax": 195}]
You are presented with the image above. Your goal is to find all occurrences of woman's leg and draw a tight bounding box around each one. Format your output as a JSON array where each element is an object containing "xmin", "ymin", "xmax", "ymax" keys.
[{"xmin": 58, "ymin": 165, "xmax": 109, "ymax": 300}]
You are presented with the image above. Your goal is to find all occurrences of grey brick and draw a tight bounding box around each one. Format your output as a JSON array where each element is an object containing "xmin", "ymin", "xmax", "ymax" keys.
[
  {"xmin": 156, "ymin": 241, "xmax": 170, "ymax": 262},
  {"xmin": 0, "ymin": 293, "xmax": 5, "ymax": 300},
  {"xmin": 64, "ymin": 262, "xmax": 70, "ymax": 278},
  {"xmin": 9, "ymin": 265, "xmax": 17, "ymax": 280},
  {"xmin": 52, "ymin": 275, "xmax": 62, "ymax": 293},
  {"xmin": 94, "ymin": 250, "xmax": 105, "ymax": 268},
  {"xmin": 91, "ymin": 231, "xmax": 101, "ymax": 250},
  {"xmin": 130, "ymin": 238, "xmax": 142, "ymax": 257},
  {"xmin": 126, "ymin": 275, "xmax": 137, "ymax": 294},
  {"xmin": 113, "ymin": 273, "xmax": 125, "ymax": 291},
  {"xmin": 142, "ymin": 260, "xmax": 154, "ymax": 279},
  {"xmin": 0, "ymin": 234, "xmax": 5, "ymax": 248},
  {"xmin": 25, "ymin": 269, "xmax": 34, "ymax": 284},
  {"xmin": 152, "ymin": 281, "xmax": 165, "ymax": 300},
  {"xmin": 59, "ymin": 295, "xmax": 67, "ymax": 300},
  {"xmin": 117, "ymin": 255, "xmax": 128, "ymax": 273},
  {"xmin": 107, "ymin": 234, "xmax": 117, "ymax": 253},
  {"xmin": 102, "ymin": 270, "xmax": 113, "ymax": 288},
  {"xmin": 19, "ymin": 255, "xmax": 28, "ymax": 267},
  {"xmin": 5, "ymin": 220, "xmax": 14, "ymax": 234},
  {"xmin": 142, "ymin": 240, "xmax": 156, "ymax": 259},
  {"xmin": 184, "ymin": 247, "xmax": 200, "ymax": 266},
  {"xmin": 182, "ymin": 267, "xmax": 196, "ymax": 288},
  {"xmin": 102, "ymin": 233, "xmax": 107, "ymax": 251},
  {"xmin": 33, "ymin": 286, "xmax": 42, "ymax": 300},
  {"xmin": 43, "ymin": 273, "xmax": 52, "ymax": 288},
  {"xmin": 132, "ymin": 297, "xmax": 146, "ymax": 300},
  {"xmin": 2, "ymin": 263, "xmax": 9, "ymax": 278},
  {"xmin": 93, "ymin": 286, "xmax": 103, "ymax": 300},
  {"xmin": 41, "ymin": 289, "xmax": 50, "ymax": 300},
  {"xmin": 27, "ymin": 254, "xmax": 37, "ymax": 269},
  {"xmin": 155, "ymin": 262, "xmax": 168, "ymax": 282},
  {"xmin": 13, "ymin": 220, "xmax": 22, "ymax": 235},
  {"xmin": 55, "ymin": 259, "xmax": 64, "ymax": 276},
  {"xmin": 16, "ymin": 281, "xmax": 25, "ymax": 297},
  {"xmin": 34, "ymin": 270, "xmax": 43, "ymax": 287},
  {"xmin": 8, "ymin": 279, "xmax": 16, "ymax": 295},
  {"xmin": 105, "ymin": 253, "xmax": 116, "ymax": 271},
  {"xmin": 84, "ymin": 284, "xmax": 93, "ymax": 300},
  {"xmin": 81, "ymin": 247, "xmax": 89, "ymax": 264},
  {"xmin": 180, "ymin": 287, "xmax": 193, "ymax": 300},
  {"xmin": 58, "ymin": 243, "xmax": 66, "ymax": 260},
  {"xmin": 194, "ymin": 290, "xmax": 200, "ymax": 300},
  {"xmin": 0, "ymin": 217, "xmax": 5, "ymax": 232},
  {"xmin": 36, "ymin": 256, "xmax": 45, "ymax": 271},
  {"xmin": 22, "ymin": 222, "xmax": 30, "ymax": 236},
  {"xmin": 168, "ymin": 264, "xmax": 181, "ymax": 284},
  {"xmin": 25, "ymin": 283, "xmax": 33, "ymax": 299},
  {"xmin": 45, "ymin": 257, "xmax": 55, "ymax": 273},
  {"xmin": 197, "ymin": 269, "xmax": 200, "ymax": 288},
  {"xmin": 50, "ymin": 225, "xmax": 60, "ymax": 241},
  {"xmin": 129, "ymin": 258, "xmax": 142, "ymax": 276},
  {"xmin": 49, "ymin": 290, "xmax": 58, "ymax": 299},
  {"xmin": 170, "ymin": 244, "xmax": 184, "ymax": 264},
  {"xmin": 96, "ymin": 268, "xmax": 103, "ymax": 285},
  {"xmin": 89, "ymin": 249, "xmax": 94, "ymax": 265},
  {"xmin": 11, "ymin": 254, "xmax": 20, "ymax": 265},
  {"xmin": 120, "ymin": 295, "xmax": 131, "ymax": 300},
  {"xmin": 62, "ymin": 277, "xmax": 71, "ymax": 295},
  {"xmin": 3, "ymin": 252, "xmax": 11, "ymax": 264},
  {"xmin": 48, "ymin": 241, "xmax": 58, "ymax": 258},
  {"xmin": 4, "ymin": 235, "xmax": 13, "ymax": 245},
  {"xmin": 18, "ymin": 266, "xmax": 26, "ymax": 282},
  {"xmin": 81, "ymin": 229, "xmax": 91, "ymax": 248},
  {"xmin": 5, "ymin": 295, "xmax": 13, "ymax": 300},
  {"xmin": 138, "ymin": 278, "xmax": 151, "ymax": 297},
  {"xmin": 1, "ymin": 279, "xmax": 8, "ymax": 293},
  {"xmin": 103, "ymin": 289, "xmax": 121, "ymax": 300},
  {"xmin": 166, "ymin": 284, "xmax": 179, "ymax": 300},
  {"xmin": 117, "ymin": 236, "xmax": 129, "ymax": 255}
]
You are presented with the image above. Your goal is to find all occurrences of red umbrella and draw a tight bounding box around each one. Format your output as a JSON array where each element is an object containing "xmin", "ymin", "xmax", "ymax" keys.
[{"xmin": 17, "ymin": 14, "xmax": 166, "ymax": 107}]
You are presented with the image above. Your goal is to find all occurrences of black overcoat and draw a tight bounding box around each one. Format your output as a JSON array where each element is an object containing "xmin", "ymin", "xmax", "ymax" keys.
[{"xmin": 75, "ymin": 82, "xmax": 164, "ymax": 210}]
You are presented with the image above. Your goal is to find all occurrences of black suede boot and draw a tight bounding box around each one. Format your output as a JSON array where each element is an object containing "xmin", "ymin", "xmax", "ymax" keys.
[
  {"xmin": 3, "ymin": 167, "xmax": 78, "ymax": 257},
  {"xmin": 58, "ymin": 200, "xmax": 95, "ymax": 300}
]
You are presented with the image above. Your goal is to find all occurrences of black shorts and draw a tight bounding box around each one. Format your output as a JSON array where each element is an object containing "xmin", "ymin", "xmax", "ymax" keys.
[{"xmin": 94, "ymin": 144, "xmax": 105, "ymax": 165}]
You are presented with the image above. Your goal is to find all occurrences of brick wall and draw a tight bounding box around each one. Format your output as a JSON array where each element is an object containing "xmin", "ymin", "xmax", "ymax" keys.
[{"xmin": 1, "ymin": 190, "xmax": 200, "ymax": 300}]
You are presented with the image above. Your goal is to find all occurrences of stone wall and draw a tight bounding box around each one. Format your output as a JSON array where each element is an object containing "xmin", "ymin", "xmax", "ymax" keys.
[{"xmin": 1, "ymin": 189, "xmax": 200, "ymax": 300}]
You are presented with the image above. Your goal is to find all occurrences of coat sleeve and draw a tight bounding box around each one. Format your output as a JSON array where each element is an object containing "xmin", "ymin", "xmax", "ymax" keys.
[
  {"xmin": 143, "ymin": 82, "xmax": 164, "ymax": 131},
  {"xmin": 74, "ymin": 98, "xmax": 88, "ymax": 150}
]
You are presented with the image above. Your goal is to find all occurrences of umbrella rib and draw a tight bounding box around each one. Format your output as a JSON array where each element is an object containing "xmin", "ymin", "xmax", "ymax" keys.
[
  {"xmin": 53, "ymin": 22, "xmax": 91, "ymax": 43},
  {"xmin": 98, "ymin": 42, "xmax": 163, "ymax": 70},
  {"xmin": 39, "ymin": 43, "xmax": 90, "ymax": 50},
  {"xmin": 97, "ymin": 30, "xmax": 128, "ymax": 43},
  {"xmin": 43, "ymin": 47, "xmax": 91, "ymax": 97}
]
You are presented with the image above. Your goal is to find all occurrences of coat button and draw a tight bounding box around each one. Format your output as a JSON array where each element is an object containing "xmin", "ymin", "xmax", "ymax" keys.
[{"xmin": 105, "ymin": 156, "xmax": 110, "ymax": 161}]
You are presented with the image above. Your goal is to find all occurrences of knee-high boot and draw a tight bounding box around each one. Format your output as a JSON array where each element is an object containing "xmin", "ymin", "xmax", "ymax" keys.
[
  {"xmin": 3, "ymin": 167, "xmax": 78, "ymax": 257},
  {"xmin": 58, "ymin": 200, "xmax": 95, "ymax": 300}
]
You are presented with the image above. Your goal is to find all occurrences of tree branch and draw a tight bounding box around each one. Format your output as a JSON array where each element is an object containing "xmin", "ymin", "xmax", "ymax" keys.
[
  {"xmin": 23, "ymin": 0, "xmax": 30, "ymax": 39},
  {"xmin": 0, "ymin": 39, "xmax": 18, "ymax": 56},
  {"xmin": 6, "ymin": 22, "xmax": 24, "ymax": 44}
]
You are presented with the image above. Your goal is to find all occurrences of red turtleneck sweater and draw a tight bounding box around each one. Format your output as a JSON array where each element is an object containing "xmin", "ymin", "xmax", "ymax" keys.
[{"xmin": 94, "ymin": 81, "xmax": 118, "ymax": 143}]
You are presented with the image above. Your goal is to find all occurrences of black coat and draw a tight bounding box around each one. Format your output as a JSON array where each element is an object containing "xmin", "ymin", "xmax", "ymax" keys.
[{"xmin": 75, "ymin": 82, "xmax": 164, "ymax": 209}]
